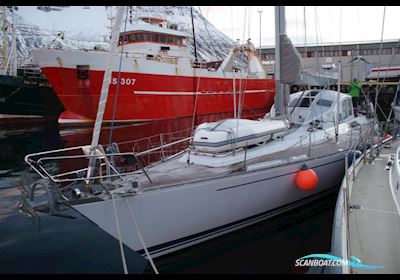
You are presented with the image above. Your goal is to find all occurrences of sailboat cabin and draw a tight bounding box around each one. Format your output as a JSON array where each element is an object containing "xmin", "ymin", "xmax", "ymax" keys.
[{"xmin": 117, "ymin": 17, "xmax": 190, "ymax": 58}]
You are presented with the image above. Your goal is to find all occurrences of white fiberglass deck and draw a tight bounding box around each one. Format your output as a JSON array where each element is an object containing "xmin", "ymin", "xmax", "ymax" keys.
[
  {"xmin": 115, "ymin": 138, "xmax": 348, "ymax": 191},
  {"xmin": 348, "ymin": 142, "xmax": 400, "ymax": 273}
]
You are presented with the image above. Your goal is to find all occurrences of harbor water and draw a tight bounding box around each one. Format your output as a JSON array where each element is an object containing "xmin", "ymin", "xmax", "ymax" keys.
[{"xmin": 0, "ymin": 120, "xmax": 339, "ymax": 274}]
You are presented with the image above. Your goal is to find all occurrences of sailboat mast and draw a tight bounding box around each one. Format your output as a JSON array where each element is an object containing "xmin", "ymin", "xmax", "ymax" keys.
[
  {"xmin": 274, "ymin": 6, "xmax": 287, "ymax": 118},
  {"xmin": 89, "ymin": 6, "xmax": 125, "ymax": 150}
]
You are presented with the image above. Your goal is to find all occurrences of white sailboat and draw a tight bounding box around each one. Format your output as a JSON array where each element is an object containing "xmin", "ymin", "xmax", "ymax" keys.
[{"xmin": 24, "ymin": 6, "xmax": 374, "ymax": 260}]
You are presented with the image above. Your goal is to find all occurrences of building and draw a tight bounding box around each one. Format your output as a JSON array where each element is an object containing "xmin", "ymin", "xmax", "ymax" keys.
[{"xmin": 259, "ymin": 39, "xmax": 400, "ymax": 83}]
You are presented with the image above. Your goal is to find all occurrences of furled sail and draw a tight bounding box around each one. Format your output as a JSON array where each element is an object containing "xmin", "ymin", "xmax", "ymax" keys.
[{"xmin": 279, "ymin": 34, "xmax": 302, "ymax": 84}]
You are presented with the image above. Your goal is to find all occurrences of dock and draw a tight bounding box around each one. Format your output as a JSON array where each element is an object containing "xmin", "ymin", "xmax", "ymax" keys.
[{"xmin": 345, "ymin": 141, "xmax": 400, "ymax": 273}]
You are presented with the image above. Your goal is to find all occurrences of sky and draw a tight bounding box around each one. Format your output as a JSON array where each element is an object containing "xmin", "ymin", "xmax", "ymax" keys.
[
  {"xmin": 15, "ymin": 6, "xmax": 400, "ymax": 46},
  {"xmin": 198, "ymin": 6, "xmax": 400, "ymax": 47}
]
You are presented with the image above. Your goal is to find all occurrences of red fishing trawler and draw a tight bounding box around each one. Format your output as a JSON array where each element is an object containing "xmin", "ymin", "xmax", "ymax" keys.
[{"xmin": 32, "ymin": 17, "xmax": 275, "ymax": 125}]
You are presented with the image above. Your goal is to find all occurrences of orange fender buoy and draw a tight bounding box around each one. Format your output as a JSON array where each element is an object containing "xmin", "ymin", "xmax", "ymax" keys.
[{"xmin": 295, "ymin": 164, "xmax": 318, "ymax": 191}]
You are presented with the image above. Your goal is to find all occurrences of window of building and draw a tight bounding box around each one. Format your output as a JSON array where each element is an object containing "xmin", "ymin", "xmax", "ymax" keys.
[
  {"xmin": 342, "ymin": 50, "xmax": 348, "ymax": 56},
  {"xmin": 347, "ymin": 50, "xmax": 352, "ymax": 56},
  {"xmin": 160, "ymin": 35, "xmax": 166, "ymax": 43},
  {"xmin": 382, "ymin": 48, "xmax": 392, "ymax": 55},
  {"xmin": 167, "ymin": 36, "xmax": 174, "ymax": 43},
  {"xmin": 307, "ymin": 52, "xmax": 312, "ymax": 57}
]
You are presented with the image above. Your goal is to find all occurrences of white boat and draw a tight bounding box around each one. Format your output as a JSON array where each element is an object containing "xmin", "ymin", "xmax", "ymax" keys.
[
  {"xmin": 192, "ymin": 118, "xmax": 289, "ymax": 154},
  {"xmin": 330, "ymin": 132, "xmax": 397, "ymax": 274},
  {"xmin": 23, "ymin": 6, "xmax": 374, "ymax": 267}
]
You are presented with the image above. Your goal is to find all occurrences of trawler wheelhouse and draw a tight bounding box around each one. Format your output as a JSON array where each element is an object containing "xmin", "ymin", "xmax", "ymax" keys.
[{"xmin": 117, "ymin": 17, "xmax": 190, "ymax": 58}]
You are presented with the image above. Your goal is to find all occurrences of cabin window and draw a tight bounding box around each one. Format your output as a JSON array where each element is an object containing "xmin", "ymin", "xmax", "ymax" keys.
[
  {"xmin": 289, "ymin": 98, "xmax": 300, "ymax": 107},
  {"xmin": 308, "ymin": 91, "xmax": 319, "ymax": 96},
  {"xmin": 175, "ymin": 37, "xmax": 182, "ymax": 45},
  {"xmin": 299, "ymin": 98, "xmax": 314, "ymax": 107},
  {"xmin": 160, "ymin": 35, "xmax": 166, "ymax": 43},
  {"xmin": 76, "ymin": 65, "xmax": 90, "ymax": 80},
  {"xmin": 136, "ymin": 33, "xmax": 143, "ymax": 41},
  {"xmin": 167, "ymin": 36, "xmax": 174, "ymax": 43},
  {"xmin": 145, "ymin": 33, "xmax": 151, "ymax": 41},
  {"xmin": 341, "ymin": 99, "xmax": 353, "ymax": 120},
  {"xmin": 152, "ymin": 34, "xmax": 159, "ymax": 42},
  {"xmin": 316, "ymin": 99, "xmax": 332, "ymax": 107},
  {"xmin": 289, "ymin": 97, "xmax": 313, "ymax": 108},
  {"xmin": 128, "ymin": 34, "xmax": 136, "ymax": 42}
]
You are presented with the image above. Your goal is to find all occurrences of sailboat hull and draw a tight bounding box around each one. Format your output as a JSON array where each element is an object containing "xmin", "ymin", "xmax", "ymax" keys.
[{"xmin": 73, "ymin": 151, "xmax": 344, "ymax": 258}]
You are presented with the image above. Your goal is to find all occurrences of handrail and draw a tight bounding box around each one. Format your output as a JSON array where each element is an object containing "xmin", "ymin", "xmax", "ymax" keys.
[
  {"xmin": 339, "ymin": 134, "xmax": 392, "ymax": 274},
  {"xmin": 25, "ymin": 135, "xmax": 192, "ymax": 185}
]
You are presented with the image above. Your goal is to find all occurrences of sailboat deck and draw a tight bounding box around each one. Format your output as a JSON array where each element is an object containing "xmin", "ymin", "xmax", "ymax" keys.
[
  {"xmin": 348, "ymin": 141, "xmax": 400, "ymax": 273},
  {"xmin": 115, "ymin": 139, "xmax": 347, "ymax": 190}
]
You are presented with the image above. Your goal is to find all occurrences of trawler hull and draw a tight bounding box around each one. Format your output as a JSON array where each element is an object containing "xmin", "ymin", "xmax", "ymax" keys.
[
  {"xmin": 32, "ymin": 49, "xmax": 275, "ymax": 124},
  {"xmin": 73, "ymin": 151, "xmax": 345, "ymax": 258}
]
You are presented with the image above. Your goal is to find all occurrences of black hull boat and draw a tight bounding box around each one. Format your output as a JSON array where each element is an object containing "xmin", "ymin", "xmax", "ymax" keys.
[{"xmin": 0, "ymin": 67, "xmax": 64, "ymax": 125}]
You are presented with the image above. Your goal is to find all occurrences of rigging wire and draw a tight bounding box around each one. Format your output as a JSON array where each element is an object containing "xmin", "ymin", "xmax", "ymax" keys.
[
  {"xmin": 314, "ymin": 6, "xmax": 319, "ymax": 74},
  {"xmin": 197, "ymin": 6, "xmax": 221, "ymax": 62},
  {"xmin": 374, "ymin": 6, "xmax": 386, "ymax": 114},
  {"xmin": 125, "ymin": 198, "xmax": 159, "ymax": 274},
  {"xmin": 230, "ymin": 6, "xmax": 234, "ymax": 40},
  {"xmin": 295, "ymin": 6, "xmax": 299, "ymax": 44},
  {"xmin": 243, "ymin": 6, "xmax": 247, "ymax": 43},
  {"xmin": 111, "ymin": 192, "xmax": 128, "ymax": 274},
  {"xmin": 247, "ymin": 6, "xmax": 251, "ymax": 42}
]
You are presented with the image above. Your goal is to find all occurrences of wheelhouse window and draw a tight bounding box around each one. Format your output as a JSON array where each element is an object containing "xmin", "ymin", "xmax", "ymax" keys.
[
  {"xmin": 152, "ymin": 34, "xmax": 159, "ymax": 42},
  {"xmin": 119, "ymin": 32, "xmax": 186, "ymax": 47},
  {"xmin": 136, "ymin": 33, "xmax": 144, "ymax": 41},
  {"xmin": 145, "ymin": 33, "xmax": 151, "ymax": 41},
  {"xmin": 128, "ymin": 34, "xmax": 135, "ymax": 42}
]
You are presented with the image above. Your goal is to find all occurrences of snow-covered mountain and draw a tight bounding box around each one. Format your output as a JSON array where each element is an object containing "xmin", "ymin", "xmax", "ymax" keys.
[{"xmin": 0, "ymin": 6, "xmax": 236, "ymax": 65}]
